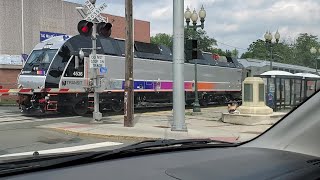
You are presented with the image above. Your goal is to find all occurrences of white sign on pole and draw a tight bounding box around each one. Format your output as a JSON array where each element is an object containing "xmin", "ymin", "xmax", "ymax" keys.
[
  {"xmin": 89, "ymin": 54, "xmax": 105, "ymax": 68},
  {"xmin": 84, "ymin": 0, "xmax": 107, "ymax": 22}
]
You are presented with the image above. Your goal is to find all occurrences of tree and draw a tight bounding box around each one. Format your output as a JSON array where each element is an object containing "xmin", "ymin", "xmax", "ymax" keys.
[
  {"xmin": 240, "ymin": 33, "xmax": 320, "ymax": 68},
  {"xmin": 150, "ymin": 33, "xmax": 173, "ymax": 48},
  {"xmin": 231, "ymin": 48, "xmax": 239, "ymax": 58},
  {"xmin": 184, "ymin": 28, "xmax": 217, "ymax": 52},
  {"xmin": 241, "ymin": 39, "xmax": 268, "ymax": 60},
  {"xmin": 211, "ymin": 48, "xmax": 227, "ymax": 56},
  {"xmin": 225, "ymin": 50, "xmax": 232, "ymax": 57},
  {"xmin": 293, "ymin": 33, "xmax": 319, "ymax": 67}
]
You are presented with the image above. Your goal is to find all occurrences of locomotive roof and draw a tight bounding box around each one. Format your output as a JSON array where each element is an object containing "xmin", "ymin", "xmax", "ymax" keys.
[{"xmin": 32, "ymin": 35, "xmax": 243, "ymax": 69}]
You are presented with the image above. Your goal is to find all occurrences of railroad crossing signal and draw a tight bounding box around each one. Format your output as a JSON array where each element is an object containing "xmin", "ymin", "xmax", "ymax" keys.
[
  {"xmin": 77, "ymin": 0, "xmax": 112, "ymax": 38},
  {"xmin": 84, "ymin": 0, "xmax": 107, "ymax": 23}
]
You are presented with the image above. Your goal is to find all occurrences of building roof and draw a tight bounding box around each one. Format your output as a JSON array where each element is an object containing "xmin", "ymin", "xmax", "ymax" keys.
[
  {"xmin": 261, "ymin": 70, "xmax": 296, "ymax": 76},
  {"xmin": 238, "ymin": 58, "xmax": 317, "ymax": 73},
  {"xmin": 295, "ymin": 73, "xmax": 320, "ymax": 79},
  {"xmin": 257, "ymin": 70, "xmax": 302, "ymax": 79}
]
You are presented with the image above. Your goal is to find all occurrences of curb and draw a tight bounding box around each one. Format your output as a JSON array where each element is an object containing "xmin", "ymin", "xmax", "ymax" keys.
[
  {"xmin": 40, "ymin": 126, "xmax": 241, "ymax": 143},
  {"xmin": 41, "ymin": 127, "xmax": 160, "ymax": 142}
]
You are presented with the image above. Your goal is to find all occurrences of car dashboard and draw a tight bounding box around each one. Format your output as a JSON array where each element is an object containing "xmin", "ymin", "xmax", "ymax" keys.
[{"xmin": 4, "ymin": 147, "xmax": 320, "ymax": 180}]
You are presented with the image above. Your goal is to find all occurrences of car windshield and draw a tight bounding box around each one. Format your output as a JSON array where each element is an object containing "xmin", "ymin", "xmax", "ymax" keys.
[{"xmin": 0, "ymin": 0, "xmax": 319, "ymax": 167}]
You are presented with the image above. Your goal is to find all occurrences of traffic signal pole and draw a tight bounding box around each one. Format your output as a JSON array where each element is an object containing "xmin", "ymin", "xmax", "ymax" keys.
[
  {"xmin": 124, "ymin": 0, "xmax": 134, "ymax": 127},
  {"xmin": 171, "ymin": 0, "xmax": 187, "ymax": 131}
]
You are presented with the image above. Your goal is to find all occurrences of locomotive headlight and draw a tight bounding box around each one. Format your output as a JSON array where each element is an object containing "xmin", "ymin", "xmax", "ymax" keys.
[
  {"xmin": 45, "ymin": 96, "xmax": 50, "ymax": 100},
  {"xmin": 89, "ymin": 79, "xmax": 93, "ymax": 86},
  {"xmin": 79, "ymin": 49, "xmax": 85, "ymax": 60}
]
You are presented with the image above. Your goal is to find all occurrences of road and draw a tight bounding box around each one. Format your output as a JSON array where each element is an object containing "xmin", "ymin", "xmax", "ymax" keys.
[{"xmin": 0, "ymin": 106, "xmax": 136, "ymax": 160}]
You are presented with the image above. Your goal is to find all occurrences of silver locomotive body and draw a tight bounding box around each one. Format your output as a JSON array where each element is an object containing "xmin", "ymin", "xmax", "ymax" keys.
[{"xmin": 17, "ymin": 35, "xmax": 243, "ymax": 115}]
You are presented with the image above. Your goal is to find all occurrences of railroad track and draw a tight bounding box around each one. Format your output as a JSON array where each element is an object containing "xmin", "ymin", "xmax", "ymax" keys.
[{"xmin": 0, "ymin": 104, "xmax": 227, "ymax": 123}]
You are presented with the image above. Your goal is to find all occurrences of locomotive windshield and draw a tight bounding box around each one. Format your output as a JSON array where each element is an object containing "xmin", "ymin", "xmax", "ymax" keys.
[{"xmin": 21, "ymin": 49, "xmax": 57, "ymax": 75}]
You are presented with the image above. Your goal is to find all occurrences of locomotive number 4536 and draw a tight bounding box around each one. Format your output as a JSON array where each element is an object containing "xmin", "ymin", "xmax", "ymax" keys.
[{"xmin": 73, "ymin": 71, "xmax": 83, "ymax": 77}]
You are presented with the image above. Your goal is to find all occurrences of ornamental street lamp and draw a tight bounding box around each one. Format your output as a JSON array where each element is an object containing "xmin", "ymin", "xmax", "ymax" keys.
[
  {"xmin": 184, "ymin": 5, "xmax": 206, "ymax": 113},
  {"xmin": 264, "ymin": 30, "xmax": 280, "ymax": 70}
]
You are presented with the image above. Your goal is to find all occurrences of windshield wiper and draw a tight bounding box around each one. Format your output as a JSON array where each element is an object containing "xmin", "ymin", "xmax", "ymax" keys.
[
  {"xmin": 92, "ymin": 138, "xmax": 237, "ymax": 160},
  {"xmin": 0, "ymin": 152, "xmax": 95, "ymax": 176},
  {"xmin": 0, "ymin": 139, "xmax": 237, "ymax": 177}
]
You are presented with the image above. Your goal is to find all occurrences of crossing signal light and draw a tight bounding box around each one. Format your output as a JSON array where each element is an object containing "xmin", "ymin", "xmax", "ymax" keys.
[
  {"xmin": 77, "ymin": 20, "xmax": 93, "ymax": 37},
  {"xmin": 97, "ymin": 22, "xmax": 112, "ymax": 38},
  {"xmin": 186, "ymin": 39, "xmax": 198, "ymax": 61}
]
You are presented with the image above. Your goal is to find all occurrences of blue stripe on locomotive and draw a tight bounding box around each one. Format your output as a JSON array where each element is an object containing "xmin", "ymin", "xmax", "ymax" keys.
[{"xmin": 121, "ymin": 80, "xmax": 155, "ymax": 90}]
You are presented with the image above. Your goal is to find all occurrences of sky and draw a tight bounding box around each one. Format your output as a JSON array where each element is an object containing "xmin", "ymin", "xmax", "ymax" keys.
[{"xmin": 66, "ymin": 0, "xmax": 320, "ymax": 55}]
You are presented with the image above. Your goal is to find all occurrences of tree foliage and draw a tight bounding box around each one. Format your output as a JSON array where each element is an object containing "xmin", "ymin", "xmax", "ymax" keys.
[
  {"xmin": 241, "ymin": 33, "xmax": 320, "ymax": 68},
  {"xmin": 150, "ymin": 33, "xmax": 173, "ymax": 49},
  {"xmin": 184, "ymin": 28, "xmax": 217, "ymax": 52},
  {"xmin": 231, "ymin": 48, "xmax": 239, "ymax": 58},
  {"xmin": 150, "ymin": 28, "xmax": 217, "ymax": 52}
]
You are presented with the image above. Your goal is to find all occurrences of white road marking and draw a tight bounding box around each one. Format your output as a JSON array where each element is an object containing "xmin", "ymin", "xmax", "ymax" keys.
[
  {"xmin": 0, "ymin": 115, "xmax": 82, "ymax": 124},
  {"xmin": 0, "ymin": 141, "xmax": 123, "ymax": 158}
]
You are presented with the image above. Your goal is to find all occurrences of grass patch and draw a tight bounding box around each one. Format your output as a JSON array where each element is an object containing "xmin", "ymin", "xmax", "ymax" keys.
[{"xmin": 0, "ymin": 99, "xmax": 17, "ymax": 106}]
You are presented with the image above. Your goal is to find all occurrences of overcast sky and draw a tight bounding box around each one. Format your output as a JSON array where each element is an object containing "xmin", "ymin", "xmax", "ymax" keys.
[{"xmin": 66, "ymin": 0, "xmax": 320, "ymax": 54}]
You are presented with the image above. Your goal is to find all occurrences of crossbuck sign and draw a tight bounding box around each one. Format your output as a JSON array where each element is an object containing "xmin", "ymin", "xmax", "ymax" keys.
[{"xmin": 84, "ymin": 0, "xmax": 107, "ymax": 23}]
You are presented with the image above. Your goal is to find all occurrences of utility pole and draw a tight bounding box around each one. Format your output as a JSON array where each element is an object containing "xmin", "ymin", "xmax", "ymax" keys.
[
  {"xmin": 171, "ymin": 0, "xmax": 187, "ymax": 131},
  {"xmin": 124, "ymin": 0, "xmax": 134, "ymax": 127},
  {"xmin": 21, "ymin": 0, "xmax": 25, "ymax": 54}
]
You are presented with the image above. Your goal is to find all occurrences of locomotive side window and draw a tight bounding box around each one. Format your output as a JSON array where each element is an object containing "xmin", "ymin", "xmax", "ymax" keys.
[
  {"xmin": 64, "ymin": 56, "xmax": 84, "ymax": 77},
  {"xmin": 48, "ymin": 45, "xmax": 71, "ymax": 77},
  {"xmin": 45, "ymin": 45, "xmax": 71, "ymax": 88},
  {"xmin": 100, "ymin": 38, "xmax": 118, "ymax": 56},
  {"xmin": 135, "ymin": 41, "xmax": 160, "ymax": 54},
  {"xmin": 116, "ymin": 39, "xmax": 125, "ymax": 56}
]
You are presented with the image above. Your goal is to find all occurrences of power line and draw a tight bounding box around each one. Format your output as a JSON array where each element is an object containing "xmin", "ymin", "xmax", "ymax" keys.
[{"xmin": 214, "ymin": 40, "xmax": 248, "ymax": 51}]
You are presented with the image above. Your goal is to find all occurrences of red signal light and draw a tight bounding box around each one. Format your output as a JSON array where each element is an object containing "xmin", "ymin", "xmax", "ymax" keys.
[
  {"xmin": 77, "ymin": 20, "xmax": 93, "ymax": 37},
  {"xmin": 81, "ymin": 26, "xmax": 89, "ymax": 33}
]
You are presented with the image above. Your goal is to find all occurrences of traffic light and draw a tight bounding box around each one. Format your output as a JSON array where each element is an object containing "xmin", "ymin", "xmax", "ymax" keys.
[
  {"xmin": 186, "ymin": 39, "xmax": 198, "ymax": 61},
  {"xmin": 77, "ymin": 20, "xmax": 93, "ymax": 37},
  {"xmin": 97, "ymin": 22, "xmax": 112, "ymax": 38}
]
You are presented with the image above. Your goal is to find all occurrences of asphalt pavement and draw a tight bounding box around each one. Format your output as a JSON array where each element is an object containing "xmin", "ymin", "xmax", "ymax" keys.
[{"xmin": 0, "ymin": 106, "xmax": 137, "ymax": 160}]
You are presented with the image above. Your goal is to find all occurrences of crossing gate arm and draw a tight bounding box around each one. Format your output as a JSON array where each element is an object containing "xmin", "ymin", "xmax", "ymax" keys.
[{"xmin": 0, "ymin": 88, "xmax": 88, "ymax": 96}]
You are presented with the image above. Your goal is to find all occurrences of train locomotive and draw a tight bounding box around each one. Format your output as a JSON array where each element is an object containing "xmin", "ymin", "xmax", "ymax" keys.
[{"xmin": 17, "ymin": 35, "xmax": 244, "ymax": 115}]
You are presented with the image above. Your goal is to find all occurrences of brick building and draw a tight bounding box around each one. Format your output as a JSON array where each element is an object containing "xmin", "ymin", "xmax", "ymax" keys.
[{"xmin": 0, "ymin": 0, "xmax": 150, "ymax": 92}]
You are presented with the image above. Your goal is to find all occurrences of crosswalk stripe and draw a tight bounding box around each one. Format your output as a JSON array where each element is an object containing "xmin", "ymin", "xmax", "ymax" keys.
[{"xmin": 0, "ymin": 113, "xmax": 81, "ymax": 124}]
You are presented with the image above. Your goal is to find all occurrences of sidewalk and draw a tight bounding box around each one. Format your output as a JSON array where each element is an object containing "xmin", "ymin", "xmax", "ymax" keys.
[{"xmin": 38, "ymin": 107, "xmax": 281, "ymax": 143}]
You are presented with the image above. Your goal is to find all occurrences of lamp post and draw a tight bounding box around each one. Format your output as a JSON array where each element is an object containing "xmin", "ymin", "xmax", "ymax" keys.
[
  {"xmin": 184, "ymin": 5, "xmax": 206, "ymax": 113},
  {"xmin": 310, "ymin": 47, "xmax": 320, "ymax": 74},
  {"xmin": 264, "ymin": 30, "xmax": 280, "ymax": 70}
]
